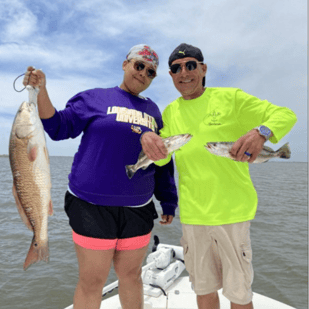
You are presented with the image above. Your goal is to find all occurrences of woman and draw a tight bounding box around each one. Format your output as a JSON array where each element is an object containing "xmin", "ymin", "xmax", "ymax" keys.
[{"xmin": 23, "ymin": 44, "xmax": 178, "ymax": 309}]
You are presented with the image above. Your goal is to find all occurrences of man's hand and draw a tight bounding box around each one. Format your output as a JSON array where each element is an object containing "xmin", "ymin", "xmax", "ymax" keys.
[
  {"xmin": 141, "ymin": 132, "xmax": 168, "ymax": 161},
  {"xmin": 159, "ymin": 214, "xmax": 174, "ymax": 225},
  {"xmin": 230, "ymin": 129, "xmax": 269, "ymax": 163}
]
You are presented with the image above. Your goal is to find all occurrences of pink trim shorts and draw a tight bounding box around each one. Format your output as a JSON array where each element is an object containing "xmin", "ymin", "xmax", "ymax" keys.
[
  {"xmin": 64, "ymin": 191, "xmax": 157, "ymax": 251},
  {"xmin": 72, "ymin": 230, "xmax": 152, "ymax": 251}
]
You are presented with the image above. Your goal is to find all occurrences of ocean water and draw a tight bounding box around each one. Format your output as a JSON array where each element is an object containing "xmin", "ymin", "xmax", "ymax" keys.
[{"xmin": 0, "ymin": 157, "xmax": 307, "ymax": 309}]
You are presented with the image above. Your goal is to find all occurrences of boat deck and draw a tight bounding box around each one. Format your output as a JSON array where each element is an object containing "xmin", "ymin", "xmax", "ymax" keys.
[{"xmin": 99, "ymin": 276, "xmax": 295, "ymax": 309}]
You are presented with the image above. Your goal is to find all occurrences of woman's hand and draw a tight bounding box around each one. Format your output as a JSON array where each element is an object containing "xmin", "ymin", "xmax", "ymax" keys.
[
  {"xmin": 23, "ymin": 66, "xmax": 46, "ymax": 89},
  {"xmin": 22, "ymin": 66, "xmax": 55, "ymax": 119},
  {"xmin": 159, "ymin": 214, "xmax": 174, "ymax": 225}
]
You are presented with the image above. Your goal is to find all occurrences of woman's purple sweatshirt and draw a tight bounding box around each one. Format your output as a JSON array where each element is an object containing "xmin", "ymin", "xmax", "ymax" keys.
[{"xmin": 41, "ymin": 86, "xmax": 178, "ymax": 216}]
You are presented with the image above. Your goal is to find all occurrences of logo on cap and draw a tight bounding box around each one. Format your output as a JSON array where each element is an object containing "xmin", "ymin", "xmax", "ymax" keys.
[{"xmin": 178, "ymin": 51, "xmax": 185, "ymax": 55}]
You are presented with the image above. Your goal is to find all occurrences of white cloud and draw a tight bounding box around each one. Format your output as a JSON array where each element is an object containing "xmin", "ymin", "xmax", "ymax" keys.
[
  {"xmin": 0, "ymin": 0, "xmax": 38, "ymax": 41},
  {"xmin": 4, "ymin": 13, "xmax": 36, "ymax": 41},
  {"xmin": 0, "ymin": 42, "xmax": 112, "ymax": 72},
  {"xmin": 74, "ymin": 0, "xmax": 144, "ymax": 35}
]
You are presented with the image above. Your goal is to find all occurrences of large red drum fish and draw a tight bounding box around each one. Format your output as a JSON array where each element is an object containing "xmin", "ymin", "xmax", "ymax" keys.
[{"xmin": 9, "ymin": 85, "xmax": 53, "ymax": 271}]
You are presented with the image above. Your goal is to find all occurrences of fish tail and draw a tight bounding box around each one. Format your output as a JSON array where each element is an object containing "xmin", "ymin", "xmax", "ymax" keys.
[
  {"xmin": 125, "ymin": 165, "xmax": 136, "ymax": 179},
  {"xmin": 276, "ymin": 143, "xmax": 291, "ymax": 159},
  {"xmin": 23, "ymin": 238, "xmax": 49, "ymax": 271}
]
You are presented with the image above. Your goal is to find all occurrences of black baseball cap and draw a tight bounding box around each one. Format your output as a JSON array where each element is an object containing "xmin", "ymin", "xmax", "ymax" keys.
[
  {"xmin": 168, "ymin": 43, "xmax": 206, "ymax": 87},
  {"xmin": 168, "ymin": 43, "xmax": 204, "ymax": 67}
]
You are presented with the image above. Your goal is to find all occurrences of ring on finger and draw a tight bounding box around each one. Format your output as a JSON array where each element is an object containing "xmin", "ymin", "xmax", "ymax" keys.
[{"xmin": 244, "ymin": 151, "xmax": 252, "ymax": 156}]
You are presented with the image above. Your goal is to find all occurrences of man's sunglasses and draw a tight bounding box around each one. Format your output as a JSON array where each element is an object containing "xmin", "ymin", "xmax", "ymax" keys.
[
  {"xmin": 131, "ymin": 61, "xmax": 156, "ymax": 79},
  {"xmin": 170, "ymin": 60, "xmax": 203, "ymax": 74}
]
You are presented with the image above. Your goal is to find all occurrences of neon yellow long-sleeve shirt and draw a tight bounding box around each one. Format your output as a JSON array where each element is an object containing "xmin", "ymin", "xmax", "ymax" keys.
[{"xmin": 156, "ymin": 87, "xmax": 297, "ymax": 225}]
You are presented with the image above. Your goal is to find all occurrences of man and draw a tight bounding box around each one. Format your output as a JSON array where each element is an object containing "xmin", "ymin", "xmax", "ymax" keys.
[{"xmin": 141, "ymin": 43, "xmax": 297, "ymax": 309}]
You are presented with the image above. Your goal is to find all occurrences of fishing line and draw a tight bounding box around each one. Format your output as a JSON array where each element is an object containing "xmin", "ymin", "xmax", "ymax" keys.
[{"xmin": 13, "ymin": 72, "xmax": 32, "ymax": 92}]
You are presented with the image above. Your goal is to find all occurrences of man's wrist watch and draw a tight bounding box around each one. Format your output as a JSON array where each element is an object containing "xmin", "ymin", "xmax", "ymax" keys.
[{"xmin": 255, "ymin": 125, "xmax": 272, "ymax": 141}]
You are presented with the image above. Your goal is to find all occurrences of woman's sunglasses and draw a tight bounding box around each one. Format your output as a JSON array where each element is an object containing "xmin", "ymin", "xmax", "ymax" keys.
[
  {"xmin": 170, "ymin": 60, "xmax": 203, "ymax": 74},
  {"xmin": 131, "ymin": 61, "xmax": 157, "ymax": 79}
]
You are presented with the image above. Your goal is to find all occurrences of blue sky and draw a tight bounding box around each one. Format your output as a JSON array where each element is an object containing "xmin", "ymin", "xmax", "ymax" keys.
[{"xmin": 0, "ymin": 0, "xmax": 307, "ymax": 161}]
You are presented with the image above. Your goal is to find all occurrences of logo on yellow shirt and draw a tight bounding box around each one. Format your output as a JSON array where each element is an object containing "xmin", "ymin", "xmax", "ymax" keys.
[{"xmin": 204, "ymin": 110, "xmax": 222, "ymax": 125}]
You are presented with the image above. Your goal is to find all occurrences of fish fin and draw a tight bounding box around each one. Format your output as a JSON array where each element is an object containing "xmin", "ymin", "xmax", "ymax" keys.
[
  {"xmin": 125, "ymin": 165, "xmax": 136, "ymax": 179},
  {"xmin": 263, "ymin": 145, "xmax": 275, "ymax": 153},
  {"xmin": 142, "ymin": 165, "xmax": 151, "ymax": 170},
  {"xmin": 28, "ymin": 145, "xmax": 37, "ymax": 162},
  {"xmin": 276, "ymin": 143, "xmax": 291, "ymax": 159},
  {"xmin": 49, "ymin": 200, "xmax": 53, "ymax": 216},
  {"xmin": 12, "ymin": 184, "xmax": 33, "ymax": 232},
  {"xmin": 23, "ymin": 239, "xmax": 49, "ymax": 271},
  {"xmin": 138, "ymin": 150, "xmax": 145, "ymax": 160}
]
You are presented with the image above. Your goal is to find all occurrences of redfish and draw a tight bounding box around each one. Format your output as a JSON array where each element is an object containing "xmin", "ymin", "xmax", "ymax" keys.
[{"xmin": 9, "ymin": 86, "xmax": 53, "ymax": 270}]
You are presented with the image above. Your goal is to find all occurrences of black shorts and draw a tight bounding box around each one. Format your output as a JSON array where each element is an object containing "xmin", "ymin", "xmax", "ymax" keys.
[{"xmin": 64, "ymin": 191, "xmax": 158, "ymax": 250}]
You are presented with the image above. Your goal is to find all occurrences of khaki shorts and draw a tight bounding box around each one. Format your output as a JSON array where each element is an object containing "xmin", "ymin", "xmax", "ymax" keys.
[{"xmin": 180, "ymin": 221, "xmax": 254, "ymax": 305}]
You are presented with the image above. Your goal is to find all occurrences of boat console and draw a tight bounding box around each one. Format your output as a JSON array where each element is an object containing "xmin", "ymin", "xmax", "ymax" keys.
[{"xmin": 143, "ymin": 239, "xmax": 186, "ymax": 297}]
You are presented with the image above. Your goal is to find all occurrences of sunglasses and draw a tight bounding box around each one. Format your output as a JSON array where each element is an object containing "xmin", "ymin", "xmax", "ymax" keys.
[
  {"xmin": 170, "ymin": 60, "xmax": 203, "ymax": 74},
  {"xmin": 131, "ymin": 61, "xmax": 157, "ymax": 79}
]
